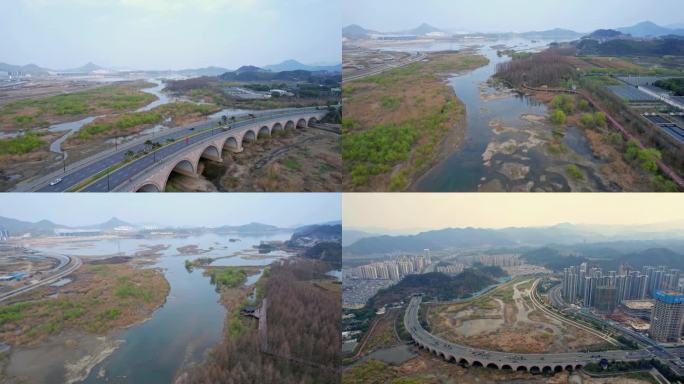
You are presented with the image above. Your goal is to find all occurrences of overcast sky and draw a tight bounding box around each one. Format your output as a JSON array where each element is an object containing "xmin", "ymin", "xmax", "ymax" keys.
[
  {"xmin": 343, "ymin": 0, "xmax": 684, "ymax": 33},
  {"xmin": 0, "ymin": 0, "xmax": 340, "ymax": 70},
  {"xmin": 0, "ymin": 193, "xmax": 340, "ymax": 228},
  {"xmin": 344, "ymin": 194, "xmax": 684, "ymax": 232}
]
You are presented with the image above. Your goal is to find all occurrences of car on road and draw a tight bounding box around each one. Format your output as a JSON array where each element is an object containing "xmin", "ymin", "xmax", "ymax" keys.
[{"xmin": 49, "ymin": 178, "xmax": 63, "ymax": 186}]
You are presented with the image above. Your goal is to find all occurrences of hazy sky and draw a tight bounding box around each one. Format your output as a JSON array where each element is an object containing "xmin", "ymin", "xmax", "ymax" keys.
[
  {"xmin": 343, "ymin": 0, "xmax": 684, "ymax": 33},
  {"xmin": 344, "ymin": 194, "xmax": 684, "ymax": 232},
  {"xmin": 0, "ymin": 0, "xmax": 340, "ymax": 70},
  {"xmin": 0, "ymin": 193, "xmax": 340, "ymax": 228}
]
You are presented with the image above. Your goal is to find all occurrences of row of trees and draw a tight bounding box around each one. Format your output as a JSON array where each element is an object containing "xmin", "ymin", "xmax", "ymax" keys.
[
  {"xmin": 182, "ymin": 259, "xmax": 340, "ymax": 384},
  {"xmin": 495, "ymin": 51, "xmax": 577, "ymax": 88}
]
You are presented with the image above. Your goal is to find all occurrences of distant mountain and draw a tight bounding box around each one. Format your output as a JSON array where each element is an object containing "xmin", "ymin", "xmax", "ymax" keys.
[
  {"xmin": 0, "ymin": 62, "xmax": 51, "ymax": 75},
  {"xmin": 404, "ymin": 23, "xmax": 443, "ymax": 36},
  {"xmin": 234, "ymin": 65, "xmax": 265, "ymax": 74},
  {"xmin": 343, "ymin": 24, "xmax": 374, "ymax": 39},
  {"xmin": 263, "ymin": 59, "xmax": 340, "ymax": 73},
  {"xmin": 584, "ymin": 29, "xmax": 627, "ymax": 40},
  {"xmin": 342, "ymin": 229, "xmax": 378, "ymax": 247},
  {"xmin": 343, "ymin": 225, "xmax": 609, "ymax": 256},
  {"xmin": 287, "ymin": 224, "xmax": 341, "ymax": 248},
  {"xmin": 216, "ymin": 222, "xmax": 282, "ymax": 234},
  {"xmin": 60, "ymin": 62, "xmax": 105, "ymax": 73},
  {"xmin": 287, "ymin": 223, "xmax": 341, "ymax": 267},
  {"xmin": 617, "ymin": 21, "xmax": 684, "ymax": 37},
  {"xmin": 0, "ymin": 216, "xmax": 60, "ymax": 235},
  {"xmin": 89, "ymin": 217, "xmax": 133, "ymax": 230},
  {"xmin": 606, "ymin": 248, "xmax": 684, "ymax": 271},
  {"xmin": 179, "ymin": 66, "xmax": 232, "ymax": 77},
  {"xmin": 218, "ymin": 68, "xmax": 339, "ymax": 82},
  {"xmin": 519, "ymin": 28, "xmax": 583, "ymax": 39},
  {"xmin": 575, "ymin": 36, "xmax": 684, "ymax": 56}
]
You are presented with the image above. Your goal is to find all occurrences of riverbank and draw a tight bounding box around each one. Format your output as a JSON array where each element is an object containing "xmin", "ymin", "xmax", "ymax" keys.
[
  {"xmin": 178, "ymin": 258, "xmax": 341, "ymax": 384},
  {"xmin": 521, "ymin": 88, "xmax": 653, "ymax": 191},
  {"xmin": 0, "ymin": 261, "xmax": 170, "ymax": 383},
  {"xmin": 343, "ymin": 51, "xmax": 489, "ymax": 191}
]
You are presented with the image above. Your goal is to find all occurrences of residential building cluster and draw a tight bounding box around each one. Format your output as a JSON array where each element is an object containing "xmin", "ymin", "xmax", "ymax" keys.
[
  {"xmin": 562, "ymin": 262, "xmax": 684, "ymax": 342},
  {"xmin": 461, "ymin": 253, "xmax": 521, "ymax": 267},
  {"xmin": 562, "ymin": 263, "xmax": 680, "ymax": 310},
  {"xmin": 350, "ymin": 253, "xmax": 432, "ymax": 281},
  {"xmin": 436, "ymin": 263, "xmax": 464, "ymax": 275}
]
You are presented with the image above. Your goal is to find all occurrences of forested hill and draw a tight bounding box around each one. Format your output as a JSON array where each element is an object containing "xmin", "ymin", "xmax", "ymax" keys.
[{"xmin": 367, "ymin": 265, "xmax": 506, "ymax": 309}]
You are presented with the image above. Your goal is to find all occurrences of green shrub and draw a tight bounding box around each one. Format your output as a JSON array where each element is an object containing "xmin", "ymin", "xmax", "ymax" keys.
[
  {"xmin": 0, "ymin": 133, "xmax": 45, "ymax": 155},
  {"xmin": 343, "ymin": 123, "xmax": 419, "ymax": 186},
  {"xmin": 551, "ymin": 109, "xmax": 567, "ymax": 125},
  {"xmin": 566, "ymin": 164, "xmax": 585, "ymax": 181},
  {"xmin": 624, "ymin": 140, "xmax": 660, "ymax": 174}
]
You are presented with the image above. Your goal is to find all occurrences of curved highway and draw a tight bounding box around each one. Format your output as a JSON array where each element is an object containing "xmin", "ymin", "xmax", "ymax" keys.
[
  {"xmin": 35, "ymin": 107, "xmax": 328, "ymax": 192},
  {"xmin": 0, "ymin": 253, "xmax": 82, "ymax": 303},
  {"xmin": 404, "ymin": 296, "xmax": 651, "ymax": 372}
]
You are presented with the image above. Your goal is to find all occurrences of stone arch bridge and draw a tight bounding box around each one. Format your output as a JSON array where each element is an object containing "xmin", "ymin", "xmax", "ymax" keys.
[
  {"xmin": 404, "ymin": 296, "xmax": 650, "ymax": 373},
  {"xmin": 115, "ymin": 109, "xmax": 327, "ymax": 192}
]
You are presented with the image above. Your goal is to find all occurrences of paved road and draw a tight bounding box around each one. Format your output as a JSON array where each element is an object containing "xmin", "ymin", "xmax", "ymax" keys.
[
  {"xmin": 344, "ymin": 52, "xmax": 426, "ymax": 82},
  {"xmin": 36, "ymin": 107, "xmax": 324, "ymax": 192},
  {"xmin": 529, "ymin": 279, "xmax": 619, "ymax": 345},
  {"xmin": 404, "ymin": 296, "xmax": 651, "ymax": 370},
  {"xmin": 0, "ymin": 253, "xmax": 82, "ymax": 303}
]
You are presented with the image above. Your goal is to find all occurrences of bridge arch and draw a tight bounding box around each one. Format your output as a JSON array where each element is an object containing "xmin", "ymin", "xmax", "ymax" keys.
[
  {"xmin": 201, "ymin": 145, "xmax": 221, "ymax": 161},
  {"xmin": 516, "ymin": 366, "xmax": 527, "ymax": 372},
  {"xmin": 471, "ymin": 361, "xmax": 483, "ymax": 368},
  {"xmin": 565, "ymin": 365, "xmax": 574, "ymax": 371},
  {"xmin": 223, "ymin": 136, "xmax": 239, "ymax": 152},
  {"xmin": 172, "ymin": 159, "xmax": 195, "ymax": 175},
  {"xmin": 554, "ymin": 365, "xmax": 563, "ymax": 373},
  {"xmin": 296, "ymin": 118, "xmax": 307, "ymax": 128},
  {"xmin": 529, "ymin": 366, "xmax": 540, "ymax": 374},
  {"xmin": 242, "ymin": 130, "xmax": 256, "ymax": 144},
  {"xmin": 285, "ymin": 120, "xmax": 295, "ymax": 130},
  {"xmin": 272, "ymin": 122, "xmax": 283, "ymax": 133},
  {"xmin": 542, "ymin": 366, "xmax": 552, "ymax": 374},
  {"xmin": 136, "ymin": 183, "xmax": 161, "ymax": 192},
  {"xmin": 458, "ymin": 358, "xmax": 469, "ymax": 367},
  {"xmin": 308, "ymin": 117, "xmax": 317, "ymax": 127},
  {"xmin": 501, "ymin": 365, "xmax": 512, "ymax": 371},
  {"xmin": 486, "ymin": 363, "xmax": 499, "ymax": 370},
  {"xmin": 575, "ymin": 364, "xmax": 583, "ymax": 370},
  {"xmin": 258, "ymin": 125, "xmax": 270, "ymax": 139}
]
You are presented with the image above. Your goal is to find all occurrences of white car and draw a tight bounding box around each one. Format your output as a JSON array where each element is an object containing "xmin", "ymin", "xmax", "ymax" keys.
[{"xmin": 49, "ymin": 178, "xmax": 63, "ymax": 186}]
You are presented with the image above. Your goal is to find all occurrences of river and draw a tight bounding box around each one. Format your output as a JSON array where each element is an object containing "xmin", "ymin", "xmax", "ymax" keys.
[
  {"xmin": 8, "ymin": 232, "xmax": 292, "ymax": 384},
  {"xmin": 381, "ymin": 38, "xmax": 612, "ymax": 192}
]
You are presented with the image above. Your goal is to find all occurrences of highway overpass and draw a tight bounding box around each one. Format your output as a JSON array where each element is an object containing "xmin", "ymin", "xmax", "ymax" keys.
[
  {"xmin": 31, "ymin": 107, "xmax": 329, "ymax": 192},
  {"xmin": 404, "ymin": 296, "xmax": 651, "ymax": 373}
]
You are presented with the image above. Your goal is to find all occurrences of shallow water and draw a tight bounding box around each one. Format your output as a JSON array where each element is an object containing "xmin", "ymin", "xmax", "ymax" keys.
[
  {"xmin": 20, "ymin": 232, "xmax": 293, "ymax": 383},
  {"xmin": 385, "ymin": 38, "xmax": 610, "ymax": 192}
]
